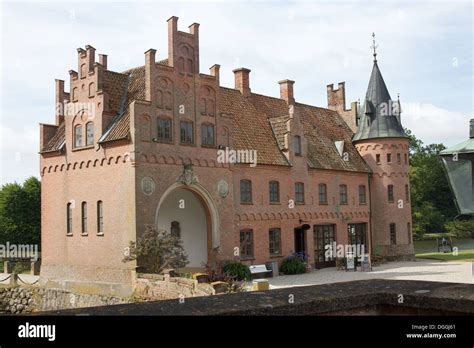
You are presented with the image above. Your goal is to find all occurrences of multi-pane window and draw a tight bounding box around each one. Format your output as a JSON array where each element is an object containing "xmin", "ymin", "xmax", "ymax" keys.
[
  {"xmin": 86, "ymin": 122, "xmax": 94, "ymax": 146},
  {"xmin": 387, "ymin": 153, "xmax": 392, "ymax": 163},
  {"xmin": 358, "ymin": 185, "xmax": 366, "ymax": 204},
  {"xmin": 348, "ymin": 223, "xmax": 368, "ymax": 253},
  {"xmin": 157, "ymin": 118, "xmax": 171, "ymax": 141},
  {"xmin": 81, "ymin": 202, "xmax": 87, "ymax": 234},
  {"xmin": 388, "ymin": 185, "xmax": 394, "ymax": 203},
  {"xmin": 240, "ymin": 229, "xmax": 254, "ymax": 259},
  {"xmin": 201, "ymin": 124, "xmax": 215, "ymax": 146},
  {"xmin": 407, "ymin": 222, "xmax": 411, "ymax": 244},
  {"xmin": 376, "ymin": 154, "xmax": 381, "ymax": 164},
  {"xmin": 405, "ymin": 184, "xmax": 410, "ymax": 203},
  {"xmin": 74, "ymin": 125, "xmax": 82, "ymax": 148},
  {"xmin": 318, "ymin": 184, "xmax": 327, "ymax": 204},
  {"xmin": 269, "ymin": 228, "xmax": 281, "ymax": 256},
  {"xmin": 295, "ymin": 182, "xmax": 304, "ymax": 204},
  {"xmin": 390, "ymin": 223, "xmax": 397, "ymax": 245},
  {"xmin": 240, "ymin": 180, "xmax": 252, "ymax": 203},
  {"xmin": 293, "ymin": 135, "xmax": 301, "ymax": 156},
  {"xmin": 339, "ymin": 184, "xmax": 348, "ymax": 204},
  {"xmin": 67, "ymin": 203, "xmax": 72, "ymax": 235},
  {"xmin": 97, "ymin": 201, "xmax": 103, "ymax": 234},
  {"xmin": 269, "ymin": 181, "xmax": 280, "ymax": 203},
  {"xmin": 180, "ymin": 121, "xmax": 193, "ymax": 144}
]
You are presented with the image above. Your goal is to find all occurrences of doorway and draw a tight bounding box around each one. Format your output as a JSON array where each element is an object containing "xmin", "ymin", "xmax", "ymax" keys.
[{"xmin": 294, "ymin": 227, "xmax": 306, "ymax": 254}]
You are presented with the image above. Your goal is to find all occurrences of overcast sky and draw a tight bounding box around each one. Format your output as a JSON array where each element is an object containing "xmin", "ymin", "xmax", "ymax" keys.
[{"xmin": 0, "ymin": 0, "xmax": 472, "ymax": 185}]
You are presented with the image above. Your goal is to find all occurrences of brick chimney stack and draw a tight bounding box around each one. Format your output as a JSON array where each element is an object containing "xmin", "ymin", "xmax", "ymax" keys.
[
  {"xmin": 279, "ymin": 79, "xmax": 295, "ymax": 105},
  {"xmin": 233, "ymin": 68, "xmax": 251, "ymax": 97}
]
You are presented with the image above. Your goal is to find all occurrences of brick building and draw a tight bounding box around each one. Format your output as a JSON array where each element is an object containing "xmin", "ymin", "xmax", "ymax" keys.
[{"xmin": 39, "ymin": 17, "xmax": 413, "ymax": 295}]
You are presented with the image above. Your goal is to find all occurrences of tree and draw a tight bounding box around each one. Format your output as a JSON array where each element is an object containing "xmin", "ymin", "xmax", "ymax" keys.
[
  {"xmin": 123, "ymin": 225, "xmax": 188, "ymax": 274},
  {"xmin": 406, "ymin": 129, "xmax": 457, "ymax": 236},
  {"xmin": 0, "ymin": 177, "xmax": 41, "ymax": 246}
]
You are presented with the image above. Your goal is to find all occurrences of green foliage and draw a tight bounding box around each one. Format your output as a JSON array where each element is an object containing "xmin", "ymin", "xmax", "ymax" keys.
[
  {"xmin": 0, "ymin": 177, "xmax": 41, "ymax": 246},
  {"xmin": 444, "ymin": 219, "xmax": 474, "ymax": 238},
  {"xmin": 221, "ymin": 261, "xmax": 251, "ymax": 281},
  {"xmin": 122, "ymin": 225, "xmax": 188, "ymax": 274},
  {"xmin": 280, "ymin": 255, "xmax": 306, "ymax": 275},
  {"xmin": 405, "ymin": 128, "xmax": 457, "ymax": 238}
]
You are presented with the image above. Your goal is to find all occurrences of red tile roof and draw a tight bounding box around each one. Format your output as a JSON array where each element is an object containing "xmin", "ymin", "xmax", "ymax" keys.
[{"xmin": 41, "ymin": 60, "xmax": 370, "ymax": 173}]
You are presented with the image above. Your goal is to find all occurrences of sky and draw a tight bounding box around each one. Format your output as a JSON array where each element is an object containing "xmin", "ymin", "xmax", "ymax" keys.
[{"xmin": 0, "ymin": 0, "xmax": 472, "ymax": 185}]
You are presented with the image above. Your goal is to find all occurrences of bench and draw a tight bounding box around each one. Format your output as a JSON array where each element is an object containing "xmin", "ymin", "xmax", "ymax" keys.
[{"xmin": 249, "ymin": 264, "xmax": 273, "ymax": 280}]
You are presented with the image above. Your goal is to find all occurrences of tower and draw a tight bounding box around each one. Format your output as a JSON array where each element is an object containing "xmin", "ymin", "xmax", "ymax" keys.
[{"xmin": 353, "ymin": 34, "xmax": 414, "ymax": 259}]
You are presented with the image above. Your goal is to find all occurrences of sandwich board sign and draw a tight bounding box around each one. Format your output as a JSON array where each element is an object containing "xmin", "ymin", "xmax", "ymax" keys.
[
  {"xmin": 346, "ymin": 253, "xmax": 355, "ymax": 271},
  {"xmin": 361, "ymin": 254, "xmax": 371, "ymax": 272}
]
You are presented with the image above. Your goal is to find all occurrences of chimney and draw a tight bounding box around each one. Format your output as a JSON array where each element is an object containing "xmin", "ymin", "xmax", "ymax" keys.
[
  {"xmin": 145, "ymin": 49, "xmax": 156, "ymax": 102},
  {"xmin": 470, "ymin": 119, "xmax": 474, "ymax": 139},
  {"xmin": 55, "ymin": 79, "xmax": 66, "ymax": 125},
  {"xmin": 279, "ymin": 79, "xmax": 295, "ymax": 105},
  {"xmin": 233, "ymin": 68, "xmax": 251, "ymax": 97},
  {"xmin": 210, "ymin": 64, "xmax": 220, "ymax": 83},
  {"xmin": 99, "ymin": 54, "xmax": 107, "ymax": 69}
]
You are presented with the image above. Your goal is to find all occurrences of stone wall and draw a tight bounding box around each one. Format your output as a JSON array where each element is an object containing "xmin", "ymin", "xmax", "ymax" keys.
[
  {"xmin": 134, "ymin": 273, "xmax": 214, "ymax": 300},
  {"xmin": 0, "ymin": 286, "xmax": 128, "ymax": 314}
]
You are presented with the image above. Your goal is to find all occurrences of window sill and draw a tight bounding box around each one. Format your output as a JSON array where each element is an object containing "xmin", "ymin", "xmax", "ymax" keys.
[
  {"xmin": 81, "ymin": 233, "xmax": 88, "ymax": 237},
  {"xmin": 240, "ymin": 202, "xmax": 253, "ymax": 205},
  {"xmin": 319, "ymin": 202, "xmax": 328, "ymax": 205},
  {"xmin": 240, "ymin": 257, "xmax": 255, "ymax": 262},
  {"xmin": 269, "ymin": 202, "xmax": 281, "ymax": 205},
  {"xmin": 201, "ymin": 144, "xmax": 217, "ymax": 149},
  {"xmin": 270, "ymin": 255, "xmax": 283, "ymax": 258},
  {"xmin": 295, "ymin": 202, "xmax": 305, "ymax": 205},
  {"xmin": 97, "ymin": 233, "xmax": 104, "ymax": 237},
  {"xmin": 72, "ymin": 145, "xmax": 94, "ymax": 152},
  {"xmin": 154, "ymin": 139, "xmax": 173, "ymax": 144},
  {"xmin": 359, "ymin": 203, "xmax": 367, "ymax": 205},
  {"xmin": 66, "ymin": 233, "xmax": 73, "ymax": 237},
  {"xmin": 180, "ymin": 143, "xmax": 196, "ymax": 147}
]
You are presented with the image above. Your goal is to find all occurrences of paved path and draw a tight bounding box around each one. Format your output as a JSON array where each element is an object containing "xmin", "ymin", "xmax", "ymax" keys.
[{"xmin": 267, "ymin": 259, "xmax": 473, "ymax": 289}]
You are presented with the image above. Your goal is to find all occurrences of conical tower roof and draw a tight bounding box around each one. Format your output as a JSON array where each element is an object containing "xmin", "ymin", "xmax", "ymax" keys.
[{"xmin": 353, "ymin": 52, "xmax": 407, "ymax": 141}]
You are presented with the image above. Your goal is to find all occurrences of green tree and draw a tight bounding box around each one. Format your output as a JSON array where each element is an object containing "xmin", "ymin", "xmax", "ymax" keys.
[
  {"xmin": 0, "ymin": 177, "xmax": 41, "ymax": 246},
  {"xmin": 406, "ymin": 129, "xmax": 457, "ymax": 237}
]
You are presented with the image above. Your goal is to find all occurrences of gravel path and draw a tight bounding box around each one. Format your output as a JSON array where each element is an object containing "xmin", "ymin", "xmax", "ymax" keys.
[{"xmin": 267, "ymin": 259, "xmax": 473, "ymax": 289}]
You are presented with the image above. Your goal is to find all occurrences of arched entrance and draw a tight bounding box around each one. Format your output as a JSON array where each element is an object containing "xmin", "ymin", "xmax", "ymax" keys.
[{"xmin": 155, "ymin": 183, "xmax": 219, "ymax": 268}]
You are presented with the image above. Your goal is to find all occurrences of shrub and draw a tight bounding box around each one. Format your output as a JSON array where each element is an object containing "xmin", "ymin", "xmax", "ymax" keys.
[
  {"xmin": 280, "ymin": 254, "xmax": 306, "ymax": 275},
  {"xmin": 221, "ymin": 261, "xmax": 251, "ymax": 281},
  {"xmin": 122, "ymin": 225, "xmax": 188, "ymax": 274}
]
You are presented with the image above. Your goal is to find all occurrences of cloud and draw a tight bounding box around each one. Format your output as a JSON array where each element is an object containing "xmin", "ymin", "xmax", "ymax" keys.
[{"xmin": 402, "ymin": 102, "xmax": 471, "ymax": 147}]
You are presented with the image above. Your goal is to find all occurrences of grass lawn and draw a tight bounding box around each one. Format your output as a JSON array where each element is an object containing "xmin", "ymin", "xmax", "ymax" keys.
[{"xmin": 415, "ymin": 249, "xmax": 474, "ymax": 262}]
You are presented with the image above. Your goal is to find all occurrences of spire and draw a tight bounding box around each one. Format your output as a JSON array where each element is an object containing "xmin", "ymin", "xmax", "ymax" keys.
[
  {"xmin": 353, "ymin": 34, "xmax": 408, "ymax": 142},
  {"xmin": 371, "ymin": 32, "xmax": 378, "ymax": 62}
]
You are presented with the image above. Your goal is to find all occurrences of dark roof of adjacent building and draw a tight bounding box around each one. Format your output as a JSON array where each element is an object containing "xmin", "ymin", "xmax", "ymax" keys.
[
  {"xmin": 42, "ymin": 61, "xmax": 370, "ymax": 173},
  {"xmin": 353, "ymin": 61, "xmax": 407, "ymax": 141}
]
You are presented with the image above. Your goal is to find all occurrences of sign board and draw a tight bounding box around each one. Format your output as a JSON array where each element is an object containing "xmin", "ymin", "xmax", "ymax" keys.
[
  {"xmin": 361, "ymin": 255, "xmax": 372, "ymax": 272},
  {"xmin": 346, "ymin": 253, "xmax": 355, "ymax": 271}
]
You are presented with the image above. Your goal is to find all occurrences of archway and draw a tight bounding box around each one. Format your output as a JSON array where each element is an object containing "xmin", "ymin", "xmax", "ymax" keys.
[{"xmin": 155, "ymin": 183, "xmax": 219, "ymax": 267}]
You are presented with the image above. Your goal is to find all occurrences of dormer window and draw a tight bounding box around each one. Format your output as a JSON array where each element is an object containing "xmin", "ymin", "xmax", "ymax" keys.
[{"xmin": 293, "ymin": 135, "xmax": 301, "ymax": 156}]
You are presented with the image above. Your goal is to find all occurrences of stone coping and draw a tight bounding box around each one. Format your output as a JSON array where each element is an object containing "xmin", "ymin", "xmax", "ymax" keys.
[{"xmin": 36, "ymin": 279, "xmax": 474, "ymax": 315}]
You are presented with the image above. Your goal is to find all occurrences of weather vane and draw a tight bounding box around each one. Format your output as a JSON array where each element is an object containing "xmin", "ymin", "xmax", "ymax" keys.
[{"xmin": 370, "ymin": 32, "xmax": 378, "ymax": 62}]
